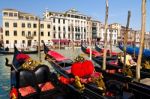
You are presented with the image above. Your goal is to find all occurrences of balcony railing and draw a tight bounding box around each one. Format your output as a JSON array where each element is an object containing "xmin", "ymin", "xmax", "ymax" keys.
[{"xmin": 26, "ymin": 35, "xmax": 34, "ymax": 39}]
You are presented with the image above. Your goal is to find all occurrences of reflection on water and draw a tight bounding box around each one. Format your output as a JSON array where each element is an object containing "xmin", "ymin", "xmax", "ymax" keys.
[{"xmin": 0, "ymin": 48, "xmax": 82, "ymax": 98}]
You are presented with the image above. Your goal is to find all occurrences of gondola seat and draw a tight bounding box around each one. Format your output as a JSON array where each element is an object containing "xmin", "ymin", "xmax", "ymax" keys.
[
  {"xmin": 34, "ymin": 65, "xmax": 65, "ymax": 99},
  {"xmin": 18, "ymin": 69, "xmax": 39, "ymax": 99}
]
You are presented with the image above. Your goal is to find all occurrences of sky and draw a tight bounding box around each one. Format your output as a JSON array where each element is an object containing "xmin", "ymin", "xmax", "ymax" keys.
[{"xmin": 0, "ymin": 0, "xmax": 150, "ymax": 31}]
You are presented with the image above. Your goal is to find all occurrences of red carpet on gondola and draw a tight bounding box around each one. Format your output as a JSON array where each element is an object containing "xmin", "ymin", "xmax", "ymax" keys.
[{"xmin": 48, "ymin": 50, "xmax": 68, "ymax": 61}]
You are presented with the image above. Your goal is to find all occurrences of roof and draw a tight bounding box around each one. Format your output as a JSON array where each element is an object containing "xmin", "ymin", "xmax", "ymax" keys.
[
  {"xmin": 3, "ymin": 8, "xmax": 38, "ymax": 18},
  {"xmin": 3, "ymin": 8, "xmax": 19, "ymax": 12}
]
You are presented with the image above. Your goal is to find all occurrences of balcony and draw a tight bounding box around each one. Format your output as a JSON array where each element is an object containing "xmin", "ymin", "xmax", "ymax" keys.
[{"xmin": 26, "ymin": 34, "xmax": 34, "ymax": 39}]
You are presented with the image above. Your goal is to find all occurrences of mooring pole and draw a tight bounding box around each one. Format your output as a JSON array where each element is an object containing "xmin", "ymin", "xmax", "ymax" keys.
[
  {"xmin": 102, "ymin": 0, "xmax": 109, "ymax": 70},
  {"xmin": 136, "ymin": 0, "xmax": 146, "ymax": 81}
]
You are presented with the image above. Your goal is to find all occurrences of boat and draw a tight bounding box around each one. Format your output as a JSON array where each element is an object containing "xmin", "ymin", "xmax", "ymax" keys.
[
  {"xmin": 5, "ymin": 46, "xmax": 81, "ymax": 99},
  {"xmin": 81, "ymin": 44, "xmax": 118, "ymax": 70},
  {"xmin": 118, "ymin": 43, "xmax": 150, "ymax": 60},
  {"xmin": 0, "ymin": 47, "xmax": 38, "ymax": 55},
  {"xmin": 95, "ymin": 43, "xmax": 102, "ymax": 52},
  {"xmin": 82, "ymin": 43, "xmax": 150, "ymax": 77},
  {"xmin": 81, "ymin": 44, "xmax": 118, "ymax": 61},
  {"xmin": 44, "ymin": 43, "xmax": 135, "ymax": 99},
  {"xmin": 81, "ymin": 44, "xmax": 150, "ymax": 98}
]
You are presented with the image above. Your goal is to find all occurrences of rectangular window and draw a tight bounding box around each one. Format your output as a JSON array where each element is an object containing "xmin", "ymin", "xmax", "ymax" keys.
[
  {"xmin": 9, "ymin": 13, "xmax": 13, "ymax": 17},
  {"xmin": 3, "ymin": 12, "xmax": 8, "ymax": 16},
  {"xmin": 41, "ymin": 40, "xmax": 44, "ymax": 43},
  {"xmin": 22, "ymin": 40, "xmax": 25, "ymax": 44},
  {"xmin": 75, "ymin": 27, "xmax": 77, "ymax": 32},
  {"xmin": 33, "ymin": 31, "xmax": 36, "ymax": 36},
  {"xmin": 14, "ymin": 31, "xmax": 17, "ymax": 36},
  {"xmin": 58, "ymin": 27, "xmax": 60, "ymax": 31},
  {"xmin": 22, "ymin": 23, "xmax": 25, "ymax": 28},
  {"xmin": 53, "ymin": 33, "xmax": 56, "ymax": 38},
  {"xmin": 14, "ymin": 40, "xmax": 17, "ymax": 44},
  {"xmin": 14, "ymin": 13, "xmax": 17, "ymax": 17},
  {"xmin": 47, "ymin": 24, "xmax": 50, "ymax": 28},
  {"xmin": 40, "ymin": 24, "xmax": 44, "ymax": 28},
  {"xmin": 53, "ymin": 26, "xmax": 55, "ymax": 31},
  {"xmin": 5, "ymin": 31, "xmax": 9, "ymax": 36},
  {"xmin": 27, "ymin": 23, "xmax": 31, "ymax": 28},
  {"xmin": 58, "ymin": 19, "xmax": 60, "ymax": 23},
  {"xmin": 53, "ymin": 18, "xmax": 55, "ymax": 23},
  {"xmin": 48, "ymin": 32, "xmax": 50, "ymax": 36},
  {"xmin": 68, "ymin": 26, "xmax": 70, "ymax": 31},
  {"xmin": 5, "ymin": 22, "xmax": 9, "ymax": 27},
  {"xmin": 22, "ymin": 31, "xmax": 25, "ymax": 36},
  {"xmin": 63, "ymin": 19, "xmax": 65, "ymax": 24},
  {"xmin": 84, "ymin": 28, "xmax": 86, "ymax": 32},
  {"xmin": 28, "ymin": 31, "xmax": 31, "ymax": 36},
  {"xmin": 63, "ymin": 27, "xmax": 65, "ymax": 31},
  {"xmin": 13, "ymin": 23, "xmax": 17, "ymax": 27},
  {"xmin": 33, "ymin": 24, "xmax": 37, "ymax": 28},
  {"xmin": 41, "ymin": 32, "xmax": 44, "ymax": 36},
  {"xmin": 6, "ymin": 40, "xmax": 9, "ymax": 44}
]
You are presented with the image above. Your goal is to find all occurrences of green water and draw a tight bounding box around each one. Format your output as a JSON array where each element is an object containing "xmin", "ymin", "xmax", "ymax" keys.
[
  {"xmin": 0, "ymin": 49, "xmax": 82, "ymax": 99},
  {"xmin": 0, "ymin": 47, "xmax": 121, "ymax": 98}
]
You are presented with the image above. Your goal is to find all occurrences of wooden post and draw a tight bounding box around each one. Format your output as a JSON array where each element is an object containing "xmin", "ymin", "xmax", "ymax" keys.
[
  {"xmin": 102, "ymin": 0, "xmax": 109, "ymax": 70},
  {"xmin": 59, "ymin": 37, "xmax": 61, "ymax": 50},
  {"xmin": 136, "ymin": 0, "xmax": 146, "ymax": 81},
  {"xmin": 123, "ymin": 11, "xmax": 131, "ymax": 69},
  {"xmin": 110, "ymin": 29, "xmax": 112, "ymax": 57},
  {"xmin": 133, "ymin": 31, "xmax": 136, "ymax": 58},
  {"xmin": 89, "ymin": 21, "xmax": 92, "ymax": 60},
  {"xmin": 38, "ymin": 18, "xmax": 41, "ymax": 62},
  {"xmin": 71, "ymin": 24, "xmax": 74, "ymax": 52}
]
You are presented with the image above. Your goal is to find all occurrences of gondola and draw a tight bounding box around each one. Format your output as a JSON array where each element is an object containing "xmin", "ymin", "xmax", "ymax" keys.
[
  {"xmin": 5, "ymin": 45, "xmax": 80, "ymax": 99},
  {"xmin": 118, "ymin": 43, "xmax": 150, "ymax": 60},
  {"xmin": 0, "ymin": 48, "xmax": 38, "ymax": 55},
  {"xmin": 81, "ymin": 44, "xmax": 119, "ymax": 70},
  {"xmin": 81, "ymin": 44, "xmax": 150, "ymax": 98},
  {"xmin": 44, "ymin": 43, "xmax": 135, "ymax": 99},
  {"xmin": 95, "ymin": 43, "xmax": 102, "ymax": 52},
  {"xmin": 82, "ymin": 44, "xmax": 150, "ymax": 78}
]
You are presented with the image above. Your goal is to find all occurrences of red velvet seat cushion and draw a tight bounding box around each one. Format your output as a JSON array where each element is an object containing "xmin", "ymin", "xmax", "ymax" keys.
[
  {"xmin": 38, "ymin": 82, "xmax": 55, "ymax": 92},
  {"xmin": 19, "ymin": 86, "xmax": 36, "ymax": 97}
]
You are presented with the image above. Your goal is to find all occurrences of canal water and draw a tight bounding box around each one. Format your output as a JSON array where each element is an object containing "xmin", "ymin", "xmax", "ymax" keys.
[
  {"xmin": 0, "ymin": 47, "xmax": 121, "ymax": 98},
  {"xmin": 0, "ymin": 48, "xmax": 83, "ymax": 98}
]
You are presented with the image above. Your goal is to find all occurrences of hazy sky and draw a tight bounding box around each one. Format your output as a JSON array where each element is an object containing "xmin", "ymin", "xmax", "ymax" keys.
[{"xmin": 0, "ymin": 0, "xmax": 150, "ymax": 31}]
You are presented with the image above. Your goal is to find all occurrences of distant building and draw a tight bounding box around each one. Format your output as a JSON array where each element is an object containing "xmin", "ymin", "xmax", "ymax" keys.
[
  {"xmin": 2, "ymin": 8, "xmax": 119, "ymax": 48},
  {"xmin": 99, "ymin": 26, "xmax": 118, "ymax": 45},
  {"xmin": 109, "ymin": 23, "xmax": 121, "ymax": 40},
  {"xmin": 43, "ymin": 9, "xmax": 92, "ymax": 46},
  {"xmin": 92, "ymin": 20, "xmax": 102, "ymax": 40},
  {"xmin": 2, "ymin": 9, "xmax": 52, "ymax": 48}
]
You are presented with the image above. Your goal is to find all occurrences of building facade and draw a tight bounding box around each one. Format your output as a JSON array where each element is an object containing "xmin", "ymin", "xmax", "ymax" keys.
[
  {"xmin": 2, "ymin": 8, "xmax": 120, "ymax": 48},
  {"xmin": 2, "ymin": 9, "xmax": 52, "ymax": 48},
  {"xmin": 109, "ymin": 23, "xmax": 121, "ymax": 40},
  {"xmin": 99, "ymin": 27, "xmax": 118, "ymax": 45},
  {"xmin": 43, "ymin": 9, "xmax": 92, "ymax": 46}
]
